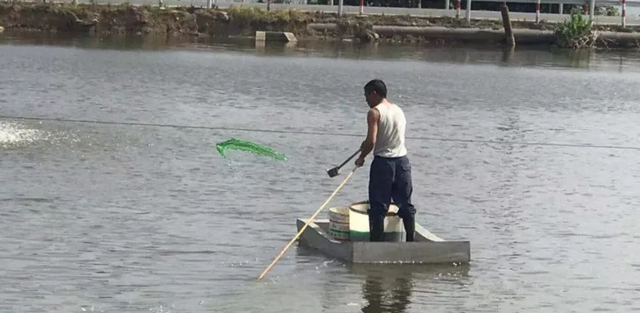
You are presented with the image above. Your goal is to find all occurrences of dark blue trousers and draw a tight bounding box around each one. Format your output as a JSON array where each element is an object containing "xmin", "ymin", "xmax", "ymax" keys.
[{"xmin": 368, "ymin": 155, "xmax": 416, "ymax": 242}]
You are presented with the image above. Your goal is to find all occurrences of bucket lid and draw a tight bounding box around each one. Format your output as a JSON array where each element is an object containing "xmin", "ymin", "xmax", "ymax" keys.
[
  {"xmin": 329, "ymin": 206, "xmax": 349, "ymax": 215},
  {"xmin": 349, "ymin": 200, "xmax": 400, "ymax": 216}
]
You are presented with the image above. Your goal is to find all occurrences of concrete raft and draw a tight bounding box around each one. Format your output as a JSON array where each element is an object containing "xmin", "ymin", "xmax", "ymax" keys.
[{"xmin": 296, "ymin": 218, "xmax": 471, "ymax": 264}]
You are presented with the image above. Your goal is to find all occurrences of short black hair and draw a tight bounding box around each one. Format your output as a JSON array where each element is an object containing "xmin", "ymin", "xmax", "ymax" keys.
[{"xmin": 364, "ymin": 79, "xmax": 387, "ymax": 98}]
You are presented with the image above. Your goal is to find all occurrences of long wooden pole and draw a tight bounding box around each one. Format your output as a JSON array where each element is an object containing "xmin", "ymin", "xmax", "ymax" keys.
[{"xmin": 257, "ymin": 167, "xmax": 358, "ymax": 280}]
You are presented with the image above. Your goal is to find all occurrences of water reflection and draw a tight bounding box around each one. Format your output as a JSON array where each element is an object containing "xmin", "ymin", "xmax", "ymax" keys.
[
  {"xmin": 361, "ymin": 271, "xmax": 412, "ymax": 313},
  {"xmin": 348, "ymin": 263, "xmax": 471, "ymax": 313},
  {"xmin": 3, "ymin": 31, "xmax": 640, "ymax": 72},
  {"xmin": 501, "ymin": 46, "xmax": 515, "ymax": 64}
]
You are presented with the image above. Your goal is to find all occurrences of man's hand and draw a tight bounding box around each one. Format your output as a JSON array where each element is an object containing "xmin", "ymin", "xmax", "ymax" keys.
[{"xmin": 355, "ymin": 157, "xmax": 365, "ymax": 167}]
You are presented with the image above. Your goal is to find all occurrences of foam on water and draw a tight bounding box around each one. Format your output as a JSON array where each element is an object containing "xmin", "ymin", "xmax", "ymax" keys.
[{"xmin": 0, "ymin": 121, "xmax": 48, "ymax": 148}]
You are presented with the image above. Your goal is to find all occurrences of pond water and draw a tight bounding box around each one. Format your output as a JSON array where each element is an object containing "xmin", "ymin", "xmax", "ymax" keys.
[{"xmin": 1, "ymin": 33, "xmax": 639, "ymax": 313}]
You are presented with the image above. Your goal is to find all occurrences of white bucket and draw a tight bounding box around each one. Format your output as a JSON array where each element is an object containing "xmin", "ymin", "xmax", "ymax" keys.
[
  {"xmin": 328, "ymin": 207, "xmax": 350, "ymax": 241},
  {"xmin": 348, "ymin": 201, "xmax": 405, "ymax": 242}
]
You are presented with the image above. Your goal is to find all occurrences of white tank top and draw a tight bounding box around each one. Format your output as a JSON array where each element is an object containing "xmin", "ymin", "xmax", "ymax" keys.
[{"xmin": 373, "ymin": 103, "xmax": 407, "ymax": 158}]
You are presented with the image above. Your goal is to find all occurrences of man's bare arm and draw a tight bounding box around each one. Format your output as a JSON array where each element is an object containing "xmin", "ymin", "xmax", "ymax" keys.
[{"xmin": 358, "ymin": 108, "xmax": 379, "ymax": 160}]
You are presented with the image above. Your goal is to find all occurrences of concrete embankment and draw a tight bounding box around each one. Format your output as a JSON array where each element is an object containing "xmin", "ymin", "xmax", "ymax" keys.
[
  {"xmin": 1, "ymin": 3, "xmax": 640, "ymax": 48},
  {"xmin": 309, "ymin": 23, "xmax": 555, "ymax": 45},
  {"xmin": 309, "ymin": 23, "xmax": 640, "ymax": 47}
]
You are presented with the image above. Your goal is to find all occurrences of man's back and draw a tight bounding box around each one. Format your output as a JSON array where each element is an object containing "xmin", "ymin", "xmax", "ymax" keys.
[{"xmin": 373, "ymin": 103, "xmax": 407, "ymax": 158}]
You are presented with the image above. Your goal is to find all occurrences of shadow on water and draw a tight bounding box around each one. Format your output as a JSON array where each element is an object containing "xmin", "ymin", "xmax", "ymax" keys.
[{"xmin": 2, "ymin": 31, "xmax": 640, "ymax": 71}]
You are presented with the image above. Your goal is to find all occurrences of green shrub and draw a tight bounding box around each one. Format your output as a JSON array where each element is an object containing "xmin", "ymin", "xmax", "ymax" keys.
[{"xmin": 554, "ymin": 11, "xmax": 597, "ymax": 49}]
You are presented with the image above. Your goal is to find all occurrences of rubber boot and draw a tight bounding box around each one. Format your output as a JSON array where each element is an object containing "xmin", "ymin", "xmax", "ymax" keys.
[
  {"xmin": 369, "ymin": 215, "xmax": 385, "ymax": 242},
  {"xmin": 403, "ymin": 215, "xmax": 415, "ymax": 242}
]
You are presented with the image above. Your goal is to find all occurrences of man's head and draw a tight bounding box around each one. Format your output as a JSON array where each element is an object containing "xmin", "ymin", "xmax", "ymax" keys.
[{"xmin": 364, "ymin": 79, "xmax": 387, "ymax": 108}]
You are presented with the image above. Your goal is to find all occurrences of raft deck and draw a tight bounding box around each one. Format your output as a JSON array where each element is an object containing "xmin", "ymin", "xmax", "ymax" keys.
[{"xmin": 296, "ymin": 219, "xmax": 470, "ymax": 264}]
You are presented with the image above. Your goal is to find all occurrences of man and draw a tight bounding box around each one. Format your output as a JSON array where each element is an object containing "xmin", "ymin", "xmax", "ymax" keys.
[{"xmin": 355, "ymin": 79, "xmax": 416, "ymax": 242}]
